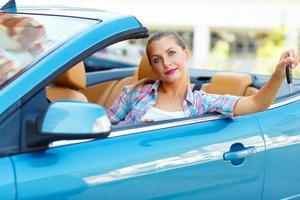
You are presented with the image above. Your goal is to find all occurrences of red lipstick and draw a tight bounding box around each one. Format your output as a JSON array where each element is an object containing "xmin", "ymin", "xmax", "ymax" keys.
[{"xmin": 165, "ymin": 68, "xmax": 177, "ymax": 75}]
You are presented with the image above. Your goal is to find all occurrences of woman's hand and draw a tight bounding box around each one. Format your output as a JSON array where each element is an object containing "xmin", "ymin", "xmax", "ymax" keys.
[
  {"xmin": 234, "ymin": 49, "xmax": 300, "ymax": 116},
  {"xmin": 275, "ymin": 49, "xmax": 300, "ymax": 78}
]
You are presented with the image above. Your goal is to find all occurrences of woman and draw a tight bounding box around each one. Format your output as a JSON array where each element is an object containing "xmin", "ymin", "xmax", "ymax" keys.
[{"xmin": 107, "ymin": 31, "xmax": 299, "ymax": 125}]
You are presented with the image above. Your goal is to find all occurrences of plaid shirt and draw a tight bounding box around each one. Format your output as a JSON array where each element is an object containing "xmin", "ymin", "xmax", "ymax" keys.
[{"xmin": 107, "ymin": 80, "xmax": 240, "ymax": 125}]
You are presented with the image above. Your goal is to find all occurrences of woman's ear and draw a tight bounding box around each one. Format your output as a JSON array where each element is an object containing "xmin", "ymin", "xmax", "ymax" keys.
[{"xmin": 184, "ymin": 48, "xmax": 192, "ymax": 60}]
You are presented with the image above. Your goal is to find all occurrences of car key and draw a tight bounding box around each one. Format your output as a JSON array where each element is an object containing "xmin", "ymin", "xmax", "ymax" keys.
[{"xmin": 285, "ymin": 65, "xmax": 293, "ymax": 93}]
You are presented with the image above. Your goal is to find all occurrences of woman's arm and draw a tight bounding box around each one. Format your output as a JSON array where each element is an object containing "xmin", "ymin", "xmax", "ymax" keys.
[
  {"xmin": 107, "ymin": 86, "xmax": 133, "ymax": 124},
  {"xmin": 234, "ymin": 49, "xmax": 299, "ymax": 116}
]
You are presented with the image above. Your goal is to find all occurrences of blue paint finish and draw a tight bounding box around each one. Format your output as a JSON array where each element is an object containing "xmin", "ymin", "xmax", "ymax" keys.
[
  {"xmin": 254, "ymin": 100, "xmax": 300, "ymax": 200},
  {"xmin": 0, "ymin": 14, "xmax": 142, "ymax": 115},
  {"xmin": 0, "ymin": 157, "xmax": 15, "ymax": 200},
  {"xmin": 12, "ymin": 115, "xmax": 265, "ymax": 199},
  {"xmin": 1, "ymin": 0, "xmax": 16, "ymax": 12}
]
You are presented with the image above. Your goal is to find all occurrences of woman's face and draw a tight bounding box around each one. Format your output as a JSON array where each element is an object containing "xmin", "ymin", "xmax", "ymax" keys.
[{"xmin": 147, "ymin": 36, "xmax": 188, "ymax": 83}]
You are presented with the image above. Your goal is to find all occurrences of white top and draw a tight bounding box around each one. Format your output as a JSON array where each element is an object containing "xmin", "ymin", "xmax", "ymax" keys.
[{"xmin": 141, "ymin": 106, "xmax": 185, "ymax": 122}]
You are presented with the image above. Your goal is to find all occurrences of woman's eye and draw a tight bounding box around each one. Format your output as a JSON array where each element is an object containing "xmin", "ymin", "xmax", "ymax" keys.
[
  {"xmin": 168, "ymin": 51, "xmax": 176, "ymax": 56},
  {"xmin": 152, "ymin": 58, "xmax": 159, "ymax": 64}
]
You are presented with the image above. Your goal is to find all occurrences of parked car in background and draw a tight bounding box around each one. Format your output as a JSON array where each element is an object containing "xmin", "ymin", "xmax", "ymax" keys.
[{"xmin": 1, "ymin": 1, "xmax": 300, "ymax": 200}]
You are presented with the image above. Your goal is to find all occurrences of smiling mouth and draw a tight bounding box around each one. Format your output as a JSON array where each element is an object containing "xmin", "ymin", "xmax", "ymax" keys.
[{"xmin": 165, "ymin": 68, "xmax": 177, "ymax": 75}]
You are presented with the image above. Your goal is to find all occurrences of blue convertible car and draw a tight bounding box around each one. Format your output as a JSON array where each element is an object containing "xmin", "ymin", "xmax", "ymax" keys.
[{"xmin": 1, "ymin": 2, "xmax": 300, "ymax": 200}]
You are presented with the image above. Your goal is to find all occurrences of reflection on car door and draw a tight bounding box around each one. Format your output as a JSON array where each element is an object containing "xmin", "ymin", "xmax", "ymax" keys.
[
  {"xmin": 11, "ymin": 114, "xmax": 264, "ymax": 199},
  {"xmin": 254, "ymin": 101, "xmax": 300, "ymax": 200}
]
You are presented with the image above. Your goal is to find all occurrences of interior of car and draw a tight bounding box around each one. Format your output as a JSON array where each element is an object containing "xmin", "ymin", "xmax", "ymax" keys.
[
  {"xmin": 47, "ymin": 56, "xmax": 258, "ymax": 100},
  {"xmin": 45, "ymin": 46, "xmax": 300, "ymax": 127}
]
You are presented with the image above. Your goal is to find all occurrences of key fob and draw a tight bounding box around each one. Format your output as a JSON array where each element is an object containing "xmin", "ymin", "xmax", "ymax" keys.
[{"xmin": 285, "ymin": 65, "xmax": 293, "ymax": 84}]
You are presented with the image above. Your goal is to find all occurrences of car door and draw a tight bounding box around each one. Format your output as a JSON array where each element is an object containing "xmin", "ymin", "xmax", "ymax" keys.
[
  {"xmin": 0, "ymin": 157, "xmax": 15, "ymax": 200},
  {"xmin": 0, "ymin": 103, "xmax": 21, "ymax": 200},
  {"xmin": 254, "ymin": 99, "xmax": 300, "ymax": 200},
  {"xmin": 11, "ymin": 113, "xmax": 265, "ymax": 199}
]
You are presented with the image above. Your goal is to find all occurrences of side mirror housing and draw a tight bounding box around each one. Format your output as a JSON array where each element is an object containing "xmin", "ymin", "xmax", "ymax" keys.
[{"xmin": 28, "ymin": 101, "xmax": 111, "ymax": 147}]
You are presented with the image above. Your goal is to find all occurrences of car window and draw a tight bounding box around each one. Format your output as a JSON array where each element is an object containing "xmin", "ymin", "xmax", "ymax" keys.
[
  {"xmin": 0, "ymin": 13, "xmax": 97, "ymax": 88},
  {"xmin": 85, "ymin": 40, "xmax": 144, "ymax": 72}
]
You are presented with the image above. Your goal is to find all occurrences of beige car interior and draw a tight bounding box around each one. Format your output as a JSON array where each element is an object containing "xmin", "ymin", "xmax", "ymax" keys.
[
  {"xmin": 46, "ymin": 54, "xmax": 258, "ymax": 108},
  {"xmin": 200, "ymin": 72, "xmax": 258, "ymax": 96},
  {"xmin": 46, "ymin": 62, "xmax": 88, "ymax": 102}
]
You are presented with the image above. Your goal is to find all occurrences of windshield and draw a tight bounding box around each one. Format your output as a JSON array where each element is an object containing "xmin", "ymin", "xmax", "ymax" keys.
[{"xmin": 0, "ymin": 13, "xmax": 96, "ymax": 87}]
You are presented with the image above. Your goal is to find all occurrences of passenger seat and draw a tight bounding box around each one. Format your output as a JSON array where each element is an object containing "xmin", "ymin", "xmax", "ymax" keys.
[{"xmin": 201, "ymin": 72, "xmax": 258, "ymax": 96}]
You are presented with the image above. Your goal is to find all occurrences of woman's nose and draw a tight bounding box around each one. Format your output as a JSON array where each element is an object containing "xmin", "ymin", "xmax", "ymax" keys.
[{"xmin": 162, "ymin": 57, "xmax": 171, "ymax": 68}]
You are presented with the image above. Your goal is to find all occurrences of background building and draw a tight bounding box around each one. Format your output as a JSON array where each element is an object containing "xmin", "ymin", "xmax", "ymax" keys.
[{"xmin": 21, "ymin": 0, "xmax": 300, "ymax": 75}]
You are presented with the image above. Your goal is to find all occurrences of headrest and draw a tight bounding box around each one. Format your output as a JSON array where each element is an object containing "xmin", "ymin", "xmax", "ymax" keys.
[
  {"xmin": 207, "ymin": 72, "xmax": 252, "ymax": 96},
  {"xmin": 53, "ymin": 61, "xmax": 86, "ymax": 90},
  {"xmin": 137, "ymin": 54, "xmax": 159, "ymax": 81}
]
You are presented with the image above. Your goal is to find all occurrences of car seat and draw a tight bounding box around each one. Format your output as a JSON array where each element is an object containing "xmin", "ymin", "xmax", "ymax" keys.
[
  {"xmin": 46, "ymin": 61, "xmax": 88, "ymax": 102},
  {"xmin": 200, "ymin": 72, "xmax": 258, "ymax": 96}
]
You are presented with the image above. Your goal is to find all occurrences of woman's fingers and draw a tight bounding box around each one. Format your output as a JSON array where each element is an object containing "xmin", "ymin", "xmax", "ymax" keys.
[
  {"xmin": 280, "ymin": 49, "xmax": 297, "ymax": 62},
  {"xmin": 278, "ymin": 57, "xmax": 293, "ymax": 68},
  {"xmin": 280, "ymin": 49, "xmax": 292, "ymax": 60},
  {"xmin": 279, "ymin": 50, "xmax": 299, "ymax": 68},
  {"xmin": 275, "ymin": 51, "xmax": 299, "ymax": 77}
]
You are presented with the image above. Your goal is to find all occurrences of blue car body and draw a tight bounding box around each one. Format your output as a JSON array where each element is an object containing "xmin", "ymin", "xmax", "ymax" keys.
[{"xmin": 1, "ymin": 4, "xmax": 300, "ymax": 200}]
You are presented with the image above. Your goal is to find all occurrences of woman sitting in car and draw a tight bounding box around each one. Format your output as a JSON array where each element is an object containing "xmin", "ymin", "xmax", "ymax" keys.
[{"xmin": 107, "ymin": 31, "xmax": 300, "ymax": 125}]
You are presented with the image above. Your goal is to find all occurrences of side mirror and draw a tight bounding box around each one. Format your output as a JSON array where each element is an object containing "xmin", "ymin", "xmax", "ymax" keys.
[{"xmin": 28, "ymin": 101, "xmax": 111, "ymax": 147}]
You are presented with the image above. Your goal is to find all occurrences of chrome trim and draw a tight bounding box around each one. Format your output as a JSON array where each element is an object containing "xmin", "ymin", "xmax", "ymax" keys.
[
  {"xmin": 50, "ymin": 115, "xmax": 225, "ymax": 147},
  {"xmin": 269, "ymin": 95, "xmax": 300, "ymax": 109},
  {"xmin": 110, "ymin": 115, "xmax": 225, "ymax": 137},
  {"xmin": 49, "ymin": 139, "xmax": 92, "ymax": 147},
  {"xmin": 50, "ymin": 95, "xmax": 300, "ymax": 148}
]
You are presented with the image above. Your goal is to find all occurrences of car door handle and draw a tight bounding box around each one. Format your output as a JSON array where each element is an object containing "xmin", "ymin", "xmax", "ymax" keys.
[{"xmin": 223, "ymin": 146, "xmax": 256, "ymax": 161}]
